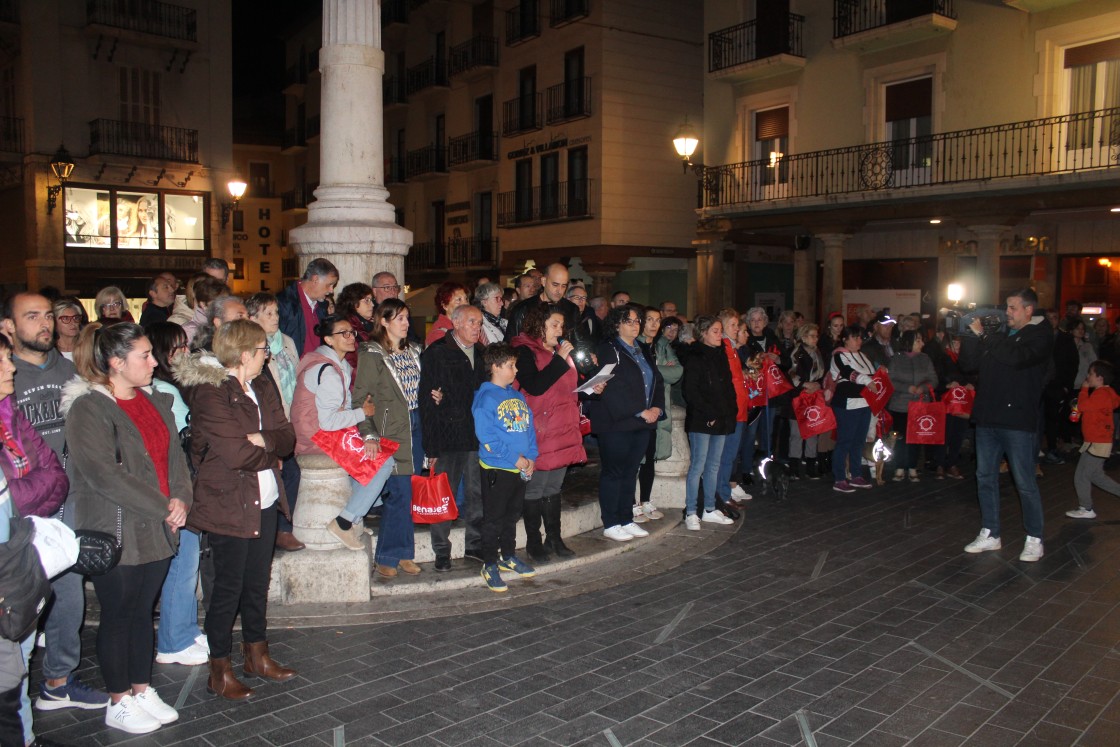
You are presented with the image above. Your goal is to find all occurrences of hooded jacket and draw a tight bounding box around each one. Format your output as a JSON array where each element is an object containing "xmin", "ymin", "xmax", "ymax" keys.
[
  {"xmin": 60, "ymin": 378, "xmax": 192, "ymax": 565},
  {"xmin": 353, "ymin": 340, "xmax": 423, "ymax": 475},
  {"xmin": 959, "ymin": 315, "xmax": 1054, "ymax": 432},
  {"xmin": 0, "ymin": 397, "xmax": 68, "ymax": 518}
]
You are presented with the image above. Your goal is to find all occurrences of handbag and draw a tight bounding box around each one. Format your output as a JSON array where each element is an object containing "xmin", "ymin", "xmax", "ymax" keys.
[
  {"xmin": 792, "ymin": 389, "xmax": 837, "ymax": 437},
  {"xmin": 410, "ymin": 472, "xmax": 459, "ymax": 524},
  {"xmin": 60, "ymin": 438, "xmax": 124, "ymax": 577},
  {"xmin": 942, "ymin": 385, "xmax": 975, "ymax": 418},
  {"xmin": 578, "ymin": 403, "xmax": 591, "ymax": 437},
  {"xmin": 907, "ymin": 387, "xmax": 947, "ymax": 445},
  {"xmin": 311, "ymin": 427, "xmax": 399, "ymax": 485},
  {"xmin": 0, "ymin": 516, "xmax": 52, "ymax": 641},
  {"xmin": 860, "ymin": 369, "xmax": 894, "ymax": 415}
]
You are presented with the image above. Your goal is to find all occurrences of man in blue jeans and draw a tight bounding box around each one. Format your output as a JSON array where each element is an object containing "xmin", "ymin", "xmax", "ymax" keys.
[{"xmin": 958, "ymin": 288, "xmax": 1053, "ymax": 562}]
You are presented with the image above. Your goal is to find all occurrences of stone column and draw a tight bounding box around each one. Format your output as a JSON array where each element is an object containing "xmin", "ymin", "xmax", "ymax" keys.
[
  {"xmin": 818, "ymin": 233, "xmax": 850, "ymax": 320},
  {"xmin": 792, "ymin": 243, "xmax": 816, "ymax": 323},
  {"xmin": 289, "ymin": 0, "xmax": 413, "ymax": 289},
  {"xmin": 970, "ymin": 225, "xmax": 1005, "ymax": 307}
]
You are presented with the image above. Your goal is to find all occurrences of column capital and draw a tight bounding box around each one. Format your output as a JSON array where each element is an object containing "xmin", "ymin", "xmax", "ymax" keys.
[
  {"xmin": 967, "ymin": 224, "xmax": 1008, "ymax": 241},
  {"xmin": 815, "ymin": 232, "xmax": 852, "ymax": 250}
]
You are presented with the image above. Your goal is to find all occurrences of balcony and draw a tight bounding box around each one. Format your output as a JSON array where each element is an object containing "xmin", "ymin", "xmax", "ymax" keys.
[
  {"xmin": 405, "ymin": 56, "xmax": 448, "ymax": 96},
  {"xmin": 86, "ymin": 0, "xmax": 198, "ymax": 44},
  {"xmin": 709, "ymin": 14, "xmax": 806, "ymax": 83},
  {"xmin": 449, "ymin": 131, "xmax": 499, "ymax": 169},
  {"xmin": 386, "ymin": 157, "xmax": 408, "ymax": 184},
  {"xmin": 383, "ymin": 75, "xmax": 407, "ymax": 108},
  {"xmin": 448, "ymin": 35, "xmax": 499, "ymax": 80},
  {"xmin": 698, "ymin": 107, "xmax": 1120, "ymax": 210},
  {"xmin": 88, "ymin": 119, "xmax": 198, "ymax": 163},
  {"xmin": 0, "ymin": 117, "xmax": 23, "ymax": 154},
  {"xmin": 545, "ymin": 78, "xmax": 592, "ymax": 125},
  {"xmin": 382, "ymin": 0, "xmax": 408, "ymax": 27},
  {"xmin": 506, "ymin": 1, "xmax": 540, "ymax": 47},
  {"xmin": 281, "ymin": 127, "xmax": 306, "ymax": 153},
  {"xmin": 502, "ymin": 93, "xmax": 542, "ymax": 137},
  {"xmin": 0, "ymin": 0, "xmax": 18, "ymax": 24},
  {"xmin": 498, "ymin": 179, "xmax": 595, "ymax": 226},
  {"xmin": 282, "ymin": 184, "xmax": 314, "ymax": 213},
  {"xmin": 550, "ymin": 0, "xmax": 588, "ymax": 28},
  {"xmin": 306, "ymin": 115, "xmax": 321, "ymax": 143},
  {"xmin": 406, "ymin": 144, "xmax": 449, "ymax": 179},
  {"xmin": 405, "ymin": 237, "xmax": 498, "ymax": 273},
  {"xmin": 833, "ymin": 0, "xmax": 957, "ymax": 52}
]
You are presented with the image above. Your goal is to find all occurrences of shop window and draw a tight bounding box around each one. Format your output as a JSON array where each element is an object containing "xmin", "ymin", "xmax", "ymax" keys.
[{"xmin": 64, "ymin": 187, "xmax": 206, "ymax": 252}]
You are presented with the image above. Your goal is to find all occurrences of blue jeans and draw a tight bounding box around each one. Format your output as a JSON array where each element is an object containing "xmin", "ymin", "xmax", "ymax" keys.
[
  {"xmin": 19, "ymin": 632, "xmax": 33, "ymax": 745},
  {"xmin": 716, "ymin": 421, "xmax": 745, "ymax": 501},
  {"xmin": 373, "ymin": 409, "xmax": 422, "ymax": 567},
  {"xmin": 42, "ymin": 569, "xmax": 83, "ymax": 680},
  {"xmin": 157, "ymin": 528, "xmax": 202, "ymax": 654},
  {"xmin": 740, "ymin": 408, "xmax": 776, "ymax": 473},
  {"xmin": 277, "ymin": 454, "xmax": 301, "ymax": 532},
  {"xmin": 342, "ymin": 457, "xmax": 394, "ymax": 523},
  {"xmin": 687, "ymin": 431, "xmax": 727, "ymax": 515},
  {"xmin": 833, "ymin": 405, "xmax": 872, "ymax": 482},
  {"xmin": 975, "ymin": 426, "xmax": 1044, "ymax": 539}
]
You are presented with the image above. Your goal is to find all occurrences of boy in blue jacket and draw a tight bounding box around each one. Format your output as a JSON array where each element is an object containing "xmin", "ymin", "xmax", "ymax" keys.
[{"xmin": 472, "ymin": 344, "xmax": 539, "ymax": 592}]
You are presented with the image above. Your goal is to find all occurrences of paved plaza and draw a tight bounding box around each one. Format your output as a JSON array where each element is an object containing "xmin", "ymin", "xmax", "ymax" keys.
[{"xmin": 28, "ymin": 459, "xmax": 1120, "ymax": 746}]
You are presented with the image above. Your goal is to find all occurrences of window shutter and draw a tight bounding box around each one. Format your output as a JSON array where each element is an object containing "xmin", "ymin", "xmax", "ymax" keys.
[
  {"xmin": 885, "ymin": 77, "xmax": 932, "ymax": 122},
  {"xmin": 1065, "ymin": 38, "xmax": 1120, "ymax": 69},
  {"xmin": 755, "ymin": 107, "xmax": 789, "ymax": 141}
]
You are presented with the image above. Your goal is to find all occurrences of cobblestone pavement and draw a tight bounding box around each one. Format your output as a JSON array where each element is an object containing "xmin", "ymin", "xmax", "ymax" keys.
[{"xmin": 30, "ymin": 458, "xmax": 1120, "ymax": 746}]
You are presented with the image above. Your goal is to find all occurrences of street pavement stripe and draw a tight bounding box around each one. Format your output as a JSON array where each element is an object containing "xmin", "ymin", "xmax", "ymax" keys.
[
  {"xmin": 654, "ymin": 601, "xmax": 694, "ymax": 645},
  {"xmin": 795, "ymin": 709, "xmax": 818, "ymax": 747},
  {"xmin": 603, "ymin": 727, "xmax": 623, "ymax": 747},
  {"xmin": 907, "ymin": 641, "xmax": 1015, "ymax": 699},
  {"xmin": 333, "ymin": 725, "xmax": 345, "ymax": 747},
  {"xmin": 174, "ymin": 664, "xmax": 203, "ymax": 710},
  {"xmin": 811, "ymin": 551, "xmax": 828, "ymax": 580},
  {"xmin": 909, "ymin": 581, "xmax": 990, "ymax": 614},
  {"xmin": 1068, "ymin": 543, "xmax": 1087, "ymax": 568},
  {"xmin": 997, "ymin": 556, "xmax": 1037, "ymax": 584}
]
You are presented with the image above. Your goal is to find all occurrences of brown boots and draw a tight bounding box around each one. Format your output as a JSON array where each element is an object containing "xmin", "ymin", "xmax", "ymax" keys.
[
  {"xmin": 207, "ymin": 657, "xmax": 253, "ymax": 701},
  {"xmin": 242, "ymin": 641, "xmax": 297, "ymax": 682}
]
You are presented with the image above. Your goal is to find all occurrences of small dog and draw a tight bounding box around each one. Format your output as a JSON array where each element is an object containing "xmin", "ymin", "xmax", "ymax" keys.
[{"xmin": 862, "ymin": 431, "xmax": 898, "ymax": 486}]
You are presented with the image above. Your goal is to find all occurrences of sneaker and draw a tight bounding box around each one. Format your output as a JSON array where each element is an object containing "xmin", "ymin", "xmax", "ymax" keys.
[
  {"xmin": 631, "ymin": 505, "xmax": 650, "ymax": 523},
  {"xmin": 642, "ymin": 503, "xmax": 664, "ymax": 520},
  {"xmin": 481, "ymin": 563, "xmax": 507, "ymax": 592},
  {"xmin": 685, "ymin": 514, "xmax": 701, "ymax": 531},
  {"xmin": 621, "ymin": 522, "xmax": 649, "ymax": 538},
  {"xmin": 603, "ymin": 525, "xmax": 634, "ymax": 542},
  {"xmin": 1042, "ymin": 451, "xmax": 1065, "ymax": 465},
  {"xmin": 892, "ymin": 469, "xmax": 905, "ymax": 482},
  {"xmin": 849, "ymin": 477, "xmax": 873, "ymax": 489},
  {"xmin": 1066, "ymin": 507, "xmax": 1097, "ymax": 519},
  {"xmin": 964, "ymin": 528, "xmax": 1002, "ymax": 554},
  {"xmin": 133, "ymin": 687, "xmax": 178, "ymax": 725},
  {"xmin": 36, "ymin": 675, "xmax": 108, "ymax": 711},
  {"xmin": 730, "ymin": 484, "xmax": 753, "ymax": 503},
  {"xmin": 1020, "ymin": 536, "xmax": 1044, "ymax": 562},
  {"xmin": 104, "ymin": 695, "xmax": 161, "ymax": 734},
  {"xmin": 947, "ymin": 466, "xmax": 964, "ymax": 480},
  {"xmin": 833, "ymin": 480, "xmax": 856, "ymax": 494},
  {"xmin": 195, "ymin": 633, "xmax": 210, "ymax": 654},
  {"xmin": 326, "ymin": 519, "xmax": 364, "ymax": 551},
  {"xmin": 434, "ymin": 555, "xmax": 452, "ymax": 572},
  {"xmin": 701, "ymin": 510, "xmax": 733, "ymax": 525},
  {"xmin": 155, "ymin": 641, "xmax": 208, "ymax": 666},
  {"xmin": 497, "ymin": 555, "xmax": 536, "ymax": 578},
  {"xmin": 908, "ymin": 469, "xmax": 920, "ymax": 483},
  {"xmin": 463, "ymin": 547, "xmax": 485, "ymax": 563}
]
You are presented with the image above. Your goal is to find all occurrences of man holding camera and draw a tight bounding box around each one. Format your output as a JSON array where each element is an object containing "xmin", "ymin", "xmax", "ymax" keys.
[{"xmin": 959, "ymin": 288, "xmax": 1053, "ymax": 562}]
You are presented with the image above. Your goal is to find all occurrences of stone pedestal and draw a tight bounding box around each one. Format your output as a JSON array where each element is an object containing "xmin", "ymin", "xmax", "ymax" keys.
[
  {"xmin": 291, "ymin": 453, "xmax": 353, "ymax": 550},
  {"xmin": 647, "ymin": 405, "xmax": 689, "ymax": 508}
]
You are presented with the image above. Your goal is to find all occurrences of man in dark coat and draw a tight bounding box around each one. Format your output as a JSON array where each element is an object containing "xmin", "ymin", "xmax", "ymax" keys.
[
  {"xmin": 277, "ymin": 258, "xmax": 338, "ymax": 356},
  {"xmin": 505, "ymin": 263, "xmax": 595, "ymax": 369}
]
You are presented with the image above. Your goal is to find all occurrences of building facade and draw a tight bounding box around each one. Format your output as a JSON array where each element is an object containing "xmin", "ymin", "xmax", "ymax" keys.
[
  {"xmin": 0, "ymin": 0, "xmax": 233, "ymax": 299},
  {"xmin": 698, "ymin": 0, "xmax": 1120, "ymax": 324}
]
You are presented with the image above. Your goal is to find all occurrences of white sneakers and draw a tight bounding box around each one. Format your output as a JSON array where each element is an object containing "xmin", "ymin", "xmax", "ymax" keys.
[
  {"xmin": 642, "ymin": 503, "xmax": 664, "ymax": 520},
  {"xmin": 964, "ymin": 529, "xmax": 1002, "ymax": 554},
  {"xmin": 730, "ymin": 485, "xmax": 752, "ymax": 503},
  {"xmin": 603, "ymin": 525, "xmax": 633, "ymax": 542},
  {"xmin": 1066, "ymin": 507, "xmax": 1097, "ymax": 519},
  {"xmin": 105, "ymin": 689, "xmax": 179, "ymax": 734},
  {"xmin": 632, "ymin": 505, "xmax": 650, "ymax": 523},
  {"xmin": 621, "ymin": 522, "xmax": 649, "ymax": 538},
  {"xmin": 1020, "ymin": 536, "xmax": 1044, "ymax": 562},
  {"xmin": 155, "ymin": 641, "xmax": 208, "ymax": 666},
  {"xmin": 701, "ymin": 510, "xmax": 733, "ymax": 525},
  {"xmin": 685, "ymin": 515, "xmax": 701, "ymax": 530}
]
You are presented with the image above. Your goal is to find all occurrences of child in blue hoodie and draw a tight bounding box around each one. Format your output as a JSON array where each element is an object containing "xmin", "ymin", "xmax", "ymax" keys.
[{"xmin": 472, "ymin": 344, "xmax": 539, "ymax": 592}]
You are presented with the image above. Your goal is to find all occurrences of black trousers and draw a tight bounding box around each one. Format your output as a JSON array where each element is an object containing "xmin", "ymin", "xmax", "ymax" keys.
[
  {"xmin": 91, "ymin": 557, "xmax": 172, "ymax": 693},
  {"xmin": 637, "ymin": 429, "xmax": 657, "ymax": 505},
  {"xmin": 205, "ymin": 506, "xmax": 277, "ymax": 659},
  {"xmin": 0, "ymin": 683, "xmax": 23, "ymax": 747},
  {"xmin": 480, "ymin": 468, "xmax": 525, "ymax": 564},
  {"xmin": 597, "ymin": 430, "xmax": 648, "ymax": 529}
]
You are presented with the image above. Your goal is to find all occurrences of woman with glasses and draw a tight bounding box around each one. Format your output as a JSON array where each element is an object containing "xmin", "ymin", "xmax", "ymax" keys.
[
  {"xmin": 583, "ymin": 303, "xmax": 665, "ymax": 542},
  {"xmin": 94, "ymin": 286, "xmax": 134, "ymax": 325},
  {"xmin": 635, "ymin": 306, "xmax": 675, "ymax": 522},
  {"xmin": 289, "ymin": 315, "xmax": 383, "ymax": 552},
  {"xmin": 178, "ymin": 319, "xmax": 296, "ymax": 701},
  {"xmin": 52, "ymin": 297, "xmax": 85, "ymax": 360},
  {"xmin": 335, "ymin": 283, "xmax": 377, "ymax": 370},
  {"xmin": 475, "ymin": 282, "xmax": 507, "ymax": 345}
]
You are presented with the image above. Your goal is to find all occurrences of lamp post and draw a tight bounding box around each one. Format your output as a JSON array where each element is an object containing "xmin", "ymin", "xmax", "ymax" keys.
[
  {"xmin": 45, "ymin": 145, "xmax": 75, "ymax": 215},
  {"xmin": 220, "ymin": 177, "xmax": 247, "ymax": 230},
  {"xmin": 672, "ymin": 118, "xmax": 701, "ymax": 174}
]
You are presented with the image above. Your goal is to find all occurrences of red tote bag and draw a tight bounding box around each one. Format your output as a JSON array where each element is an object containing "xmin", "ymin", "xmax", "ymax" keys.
[
  {"xmin": 906, "ymin": 389, "xmax": 946, "ymax": 445},
  {"xmin": 942, "ymin": 385, "xmax": 975, "ymax": 418},
  {"xmin": 762, "ymin": 361, "xmax": 793, "ymax": 399},
  {"xmin": 860, "ymin": 370, "xmax": 894, "ymax": 415},
  {"xmin": 792, "ymin": 390, "xmax": 837, "ymax": 437},
  {"xmin": 311, "ymin": 427, "xmax": 399, "ymax": 485},
  {"xmin": 411, "ymin": 472, "xmax": 459, "ymax": 524}
]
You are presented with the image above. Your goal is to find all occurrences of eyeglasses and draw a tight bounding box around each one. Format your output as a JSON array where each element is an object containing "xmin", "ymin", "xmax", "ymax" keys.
[
  {"xmin": 102, "ymin": 301, "xmax": 123, "ymax": 309},
  {"xmin": 569, "ymin": 295, "xmax": 587, "ymax": 302},
  {"xmin": 360, "ymin": 296, "xmax": 374, "ymax": 304},
  {"xmin": 56, "ymin": 315, "xmax": 81, "ymax": 324},
  {"xmin": 255, "ymin": 346, "xmax": 270, "ymax": 355},
  {"xmin": 375, "ymin": 284, "xmax": 401, "ymax": 292},
  {"xmin": 329, "ymin": 329, "xmax": 358, "ymax": 339},
  {"xmin": 620, "ymin": 318, "xmax": 641, "ymax": 326}
]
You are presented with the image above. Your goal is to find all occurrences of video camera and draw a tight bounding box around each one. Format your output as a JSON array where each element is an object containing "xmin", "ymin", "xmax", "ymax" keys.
[{"xmin": 940, "ymin": 306, "xmax": 1008, "ymax": 337}]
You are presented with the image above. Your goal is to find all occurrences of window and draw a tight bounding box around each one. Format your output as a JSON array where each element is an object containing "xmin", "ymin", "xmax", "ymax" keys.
[
  {"xmin": 119, "ymin": 68, "xmax": 160, "ymax": 125},
  {"xmin": 248, "ymin": 162, "xmax": 271, "ymax": 198},
  {"xmin": 476, "ymin": 95, "xmax": 494, "ymax": 159},
  {"xmin": 885, "ymin": 77, "xmax": 932, "ymax": 170},
  {"xmin": 541, "ymin": 153, "xmax": 559, "ymax": 219},
  {"xmin": 64, "ymin": 187, "xmax": 206, "ymax": 252},
  {"xmin": 567, "ymin": 147, "xmax": 588, "ymax": 216},
  {"xmin": 515, "ymin": 159, "xmax": 533, "ymax": 223},
  {"xmin": 1064, "ymin": 38, "xmax": 1120, "ymax": 148},
  {"xmin": 564, "ymin": 47, "xmax": 585, "ymax": 118},
  {"xmin": 754, "ymin": 106, "xmax": 788, "ymax": 186},
  {"xmin": 518, "ymin": 66, "xmax": 537, "ymax": 130}
]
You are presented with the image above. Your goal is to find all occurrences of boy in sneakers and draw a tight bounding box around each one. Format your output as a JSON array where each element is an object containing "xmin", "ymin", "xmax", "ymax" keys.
[
  {"xmin": 472, "ymin": 344, "xmax": 538, "ymax": 592},
  {"xmin": 1067, "ymin": 360, "xmax": 1120, "ymax": 520}
]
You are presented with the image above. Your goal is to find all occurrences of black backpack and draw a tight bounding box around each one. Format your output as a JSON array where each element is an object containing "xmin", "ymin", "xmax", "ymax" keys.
[{"xmin": 0, "ymin": 516, "xmax": 52, "ymax": 641}]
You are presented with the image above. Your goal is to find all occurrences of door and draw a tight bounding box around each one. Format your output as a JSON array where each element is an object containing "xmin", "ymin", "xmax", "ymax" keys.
[
  {"xmin": 518, "ymin": 66, "xmax": 537, "ymax": 130},
  {"xmin": 540, "ymin": 153, "xmax": 559, "ymax": 219},
  {"xmin": 515, "ymin": 159, "xmax": 533, "ymax": 223},
  {"xmin": 432, "ymin": 200, "xmax": 446, "ymax": 265},
  {"xmin": 435, "ymin": 114, "xmax": 446, "ymax": 170},
  {"xmin": 476, "ymin": 191, "xmax": 493, "ymax": 264},
  {"xmin": 564, "ymin": 48, "xmax": 584, "ymax": 118},
  {"xmin": 567, "ymin": 147, "xmax": 588, "ymax": 216},
  {"xmin": 476, "ymin": 94, "xmax": 494, "ymax": 159},
  {"xmin": 885, "ymin": 77, "xmax": 932, "ymax": 187}
]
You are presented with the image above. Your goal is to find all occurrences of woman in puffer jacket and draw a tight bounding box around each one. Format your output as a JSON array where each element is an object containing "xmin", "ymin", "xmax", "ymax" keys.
[{"xmin": 886, "ymin": 329, "xmax": 938, "ymax": 482}]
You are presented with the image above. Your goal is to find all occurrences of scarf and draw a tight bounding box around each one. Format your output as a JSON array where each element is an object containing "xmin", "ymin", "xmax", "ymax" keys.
[
  {"xmin": 0, "ymin": 419, "xmax": 27, "ymax": 478},
  {"xmin": 268, "ymin": 332, "xmax": 297, "ymax": 406},
  {"xmin": 483, "ymin": 309, "xmax": 506, "ymax": 332}
]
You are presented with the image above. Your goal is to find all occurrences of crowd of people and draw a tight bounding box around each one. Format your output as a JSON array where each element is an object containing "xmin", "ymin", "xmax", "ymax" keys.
[{"xmin": 4, "ymin": 254, "xmax": 1120, "ymax": 744}]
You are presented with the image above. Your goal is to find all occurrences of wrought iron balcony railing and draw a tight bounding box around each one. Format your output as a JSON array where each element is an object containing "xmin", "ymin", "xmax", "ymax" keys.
[
  {"xmin": 406, "ymin": 56, "xmax": 448, "ymax": 95},
  {"xmin": 834, "ymin": 0, "xmax": 955, "ymax": 38},
  {"xmin": 282, "ymin": 127, "xmax": 305, "ymax": 150},
  {"xmin": 449, "ymin": 131, "xmax": 499, "ymax": 166},
  {"xmin": 86, "ymin": 0, "xmax": 198, "ymax": 43},
  {"xmin": 506, "ymin": 0, "xmax": 540, "ymax": 46},
  {"xmin": 545, "ymin": 78, "xmax": 592, "ymax": 125},
  {"xmin": 89, "ymin": 119, "xmax": 198, "ymax": 163},
  {"xmin": 282, "ymin": 183, "xmax": 313, "ymax": 211},
  {"xmin": 550, "ymin": 0, "xmax": 589, "ymax": 27},
  {"xmin": 0, "ymin": 117, "xmax": 23, "ymax": 153},
  {"xmin": 698, "ymin": 107, "xmax": 1120, "ymax": 209},
  {"xmin": 406, "ymin": 237, "xmax": 498, "ymax": 272},
  {"xmin": 449, "ymin": 35, "xmax": 499, "ymax": 77},
  {"xmin": 383, "ymin": 75, "xmax": 407, "ymax": 106},
  {"xmin": 709, "ymin": 14, "xmax": 805, "ymax": 73},
  {"xmin": 502, "ymin": 93, "xmax": 542, "ymax": 136},
  {"xmin": 497, "ymin": 179, "xmax": 594, "ymax": 226},
  {"xmin": 386, "ymin": 157, "xmax": 407, "ymax": 184},
  {"xmin": 406, "ymin": 144, "xmax": 448, "ymax": 178}
]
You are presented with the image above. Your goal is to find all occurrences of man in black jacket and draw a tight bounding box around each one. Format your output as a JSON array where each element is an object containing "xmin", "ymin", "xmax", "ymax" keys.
[
  {"xmin": 277, "ymin": 258, "xmax": 337, "ymax": 356},
  {"xmin": 418, "ymin": 305, "xmax": 488, "ymax": 569},
  {"xmin": 959, "ymin": 288, "xmax": 1053, "ymax": 562}
]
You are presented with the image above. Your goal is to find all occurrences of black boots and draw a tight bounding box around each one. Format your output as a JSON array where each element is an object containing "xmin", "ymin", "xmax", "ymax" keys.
[
  {"xmin": 542, "ymin": 494, "xmax": 574, "ymax": 557},
  {"xmin": 522, "ymin": 499, "xmax": 551, "ymax": 561},
  {"xmin": 804, "ymin": 458, "xmax": 821, "ymax": 480}
]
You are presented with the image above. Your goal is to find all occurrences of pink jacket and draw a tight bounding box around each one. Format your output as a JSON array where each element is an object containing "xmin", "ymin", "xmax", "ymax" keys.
[
  {"xmin": 0, "ymin": 398, "xmax": 69, "ymax": 517},
  {"xmin": 512, "ymin": 334, "xmax": 586, "ymax": 471}
]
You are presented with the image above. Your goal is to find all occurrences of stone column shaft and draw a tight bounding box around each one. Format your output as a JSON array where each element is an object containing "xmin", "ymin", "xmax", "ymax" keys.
[
  {"xmin": 970, "ymin": 225, "xmax": 1005, "ymax": 307},
  {"xmin": 818, "ymin": 233, "xmax": 850, "ymax": 321}
]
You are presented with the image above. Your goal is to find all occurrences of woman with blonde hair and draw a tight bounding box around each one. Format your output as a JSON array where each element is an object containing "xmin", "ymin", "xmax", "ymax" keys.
[
  {"xmin": 52, "ymin": 296, "xmax": 85, "ymax": 360},
  {"xmin": 94, "ymin": 285, "xmax": 134, "ymax": 324}
]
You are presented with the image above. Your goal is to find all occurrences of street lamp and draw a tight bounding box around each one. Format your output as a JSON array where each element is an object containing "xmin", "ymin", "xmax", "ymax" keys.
[
  {"xmin": 672, "ymin": 117, "xmax": 702, "ymax": 174},
  {"xmin": 46, "ymin": 145, "xmax": 75, "ymax": 215},
  {"xmin": 947, "ymin": 283, "xmax": 964, "ymax": 305},
  {"xmin": 220, "ymin": 177, "xmax": 247, "ymax": 230}
]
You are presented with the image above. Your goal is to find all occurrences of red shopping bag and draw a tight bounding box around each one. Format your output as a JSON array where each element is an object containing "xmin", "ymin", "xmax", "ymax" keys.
[
  {"xmin": 746, "ymin": 374, "xmax": 767, "ymax": 409},
  {"xmin": 907, "ymin": 390, "xmax": 946, "ymax": 445},
  {"xmin": 876, "ymin": 410, "xmax": 894, "ymax": 439},
  {"xmin": 860, "ymin": 369, "xmax": 894, "ymax": 415},
  {"xmin": 411, "ymin": 472, "xmax": 459, "ymax": 524},
  {"xmin": 762, "ymin": 361, "xmax": 793, "ymax": 398},
  {"xmin": 312, "ymin": 427, "xmax": 399, "ymax": 485},
  {"xmin": 578, "ymin": 403, "xmax": 592, "ymax": 437},
  {"xmin": 942, "ymin": 385, "xmax": 975, "ymax": 418},
  {"xmin": 792, "ymin": 390, "xmax": 837, "ymax": 437}
]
